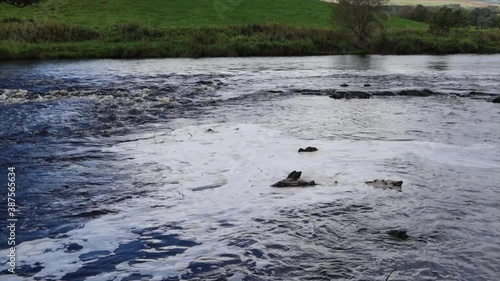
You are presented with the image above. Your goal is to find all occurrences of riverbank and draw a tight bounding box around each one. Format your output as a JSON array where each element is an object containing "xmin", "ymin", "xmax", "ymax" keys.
[
  {"xmin": 2, "ymin": 0, "xmax": 499, "ymax": 59},
  {"xmin": 1, "ymin": 22, "xmax": 499, "ymax": 59}
]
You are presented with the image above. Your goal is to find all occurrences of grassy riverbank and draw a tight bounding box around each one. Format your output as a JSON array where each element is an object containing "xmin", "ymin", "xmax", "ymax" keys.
[{"xmin": 0, "ymin": 0, "xmax": 499, "ymax": 59}]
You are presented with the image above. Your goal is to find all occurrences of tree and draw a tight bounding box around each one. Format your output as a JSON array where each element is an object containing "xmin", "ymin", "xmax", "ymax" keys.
[
  {"xmin": 429, "ymin": 7, "xmax": 454, "ymax": 34},
  {"xmin": 409, "ymin": 5, "xmax": 431, "ymax": 23},
  {"xmin": 0, "ymin": 0, "xmax": 42, "ymax": 7},
  {"xmin": 429, "ymin": 7, "xmax": 466, "ymax": 34},
  {"xmin": 333, "ymin": 0, "xmax": 390, "ymax": 49}
]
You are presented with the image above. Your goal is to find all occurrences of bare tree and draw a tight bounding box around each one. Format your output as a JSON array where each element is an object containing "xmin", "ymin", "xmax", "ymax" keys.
[
  {"xmin": 0, "ymin": 0, "xmax": 42, "ymax": 7},
  {"xmin": 333, "ymin": 0, "xmax": 389, "ymax": 49}
]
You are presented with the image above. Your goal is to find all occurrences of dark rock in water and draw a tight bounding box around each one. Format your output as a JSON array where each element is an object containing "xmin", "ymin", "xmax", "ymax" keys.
[
  {"xmin": 365, "ymin": 179, "xmax": 403, "ymax": 191},
  {"xmin": 196, "ymin": 80, "xmax": 214, "ymax": 86},
  {"xmin": 364, "ymin": 84, "xmax": 371, "ymax": 87},
  {"xmin": 192, "ymin": 184, "xmax": 224, "ymax": 192},
  {"xmin": 329, "ymin": 91, "xmax": 372, "ymax": 100},
  {"xmin": 294, "ymin": 89, "xmax": 325, "ymax": 96},
  {"xmin": 268, "ymin": 90, "xmax": 285, "ymax": 93},
  {"xmin": 206, "ymin": 128, "xmax": 216, "ymax": 133},
  {"xmin": 67, "ymin": 209, "xmax": 117, "ymax": 218},
  {"xmin": 271, "ymin": 170, "xmax": 316, "ymax": 188},
  {"xmin": 298, "ymin": 146, "xmax": 318, "ymax": 153},
  {"xmin": 65, "ymin": 243, "xmax": 83, "ymax": 252},
  {"xmin": 340, "ymin": 83, "xmax": 349, "ymax": 87},
  {"xmin": 386, "ymin": 230, "xmax": 409, "ymax": 240},
  {"xmin": 398, "ymin": 90, "xmax": 432, "ymax": 97},
  {"xmin": 272, "ymin": 179, "xmax": 316, "ymax": 188},
  {"xmin": 371, "ymin": 91, "xmax": 397, "ymax": 97},
  {"xmin": 287, "ymin": 171, "xmax": 302, "ymax": 180},
  {"xmin": 128, "ymin": 108, "xmax": 142, "ymax": 115},
  {"xmin": 492, "ymin": 97, "xmax": 500, "ymax": 103},
  {"xmin": 34, "ymin": 127, "xmax": 51, "ymax": 137}
]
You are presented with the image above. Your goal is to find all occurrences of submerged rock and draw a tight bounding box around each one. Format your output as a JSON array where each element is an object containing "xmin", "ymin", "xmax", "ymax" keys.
[
  {"xmin": 386, "ymin": 230, "xmax": 409, "ymax": 240},
  {"xmin": 65, "ymin": 243, "xmax": 84, "ymax": 253},
  {"xmin": 271, "ymin": 171, "xmax": 316, "ymax": 188},
  {"xmin": 469, "ymin": 91, "xmax": 488, "ymax": 96},
  {"xmin": 329, "ymin": 91, "xmax": 372, "ymax": 100},
  {"xmin": 267, "ymin": 90, "xmax": 285, "ymax": 94},
  {"xmin": 398, "ymin": 89, "xmax": 433, "ymax": 97},
  {"xmin": 298, "ymin": 146, "xmax": 318, "ymax": 153},
  {"xmin": 371, "ymin": 91, "xmax": 397, "ymax": 97},
  {"xmin": 492, "ymin": 96, "xmax": 500, "ymax": 103},
  {"xmin": 365, "ymin": 179, "xmax": 403, "ymax": 191}
]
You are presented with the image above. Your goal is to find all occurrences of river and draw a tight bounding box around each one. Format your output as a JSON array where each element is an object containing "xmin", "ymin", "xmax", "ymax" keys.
[{"xmin": 0, "ymin": 55, "xmax": 499, "ymax": 281}]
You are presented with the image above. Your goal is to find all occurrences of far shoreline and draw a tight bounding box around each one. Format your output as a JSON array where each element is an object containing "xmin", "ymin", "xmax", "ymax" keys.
[{"xmin": 1, "ymin": 24, "xmax": 499, "ymax": 60}]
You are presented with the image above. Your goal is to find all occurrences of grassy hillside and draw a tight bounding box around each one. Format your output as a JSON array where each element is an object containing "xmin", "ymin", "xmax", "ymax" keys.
[
  {"xmin": 1, "ymin": 0, "xmax": 498, "ymax": 59},
  {"xmin": 0, "ymin": 0, "xmax": 427, "ymax": 30}
]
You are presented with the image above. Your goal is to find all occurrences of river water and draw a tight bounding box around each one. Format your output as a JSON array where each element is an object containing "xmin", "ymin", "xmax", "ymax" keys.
[{"xmin": 0, "ymin": 55, "xmax": 499, "ymax": 281}]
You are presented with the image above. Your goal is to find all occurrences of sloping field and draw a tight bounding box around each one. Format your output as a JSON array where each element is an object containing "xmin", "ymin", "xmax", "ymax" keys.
[{"xmin": 0, "ymin": 0, "xmax": 427, "ymax": 29}]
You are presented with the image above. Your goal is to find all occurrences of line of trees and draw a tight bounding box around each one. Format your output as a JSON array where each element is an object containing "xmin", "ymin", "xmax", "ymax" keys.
[
  {"xmin": 334, "ymin": 0, "xmax": 500, "ymax": 48},
  {"xmin": 387, "ymin": 4, "xmax": 500, "ymax": 29}
]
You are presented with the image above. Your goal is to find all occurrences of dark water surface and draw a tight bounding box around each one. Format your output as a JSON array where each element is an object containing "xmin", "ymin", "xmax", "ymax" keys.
[{"xmin": 0, "ymin": 55, "xmax": 499, "ymax": 281}]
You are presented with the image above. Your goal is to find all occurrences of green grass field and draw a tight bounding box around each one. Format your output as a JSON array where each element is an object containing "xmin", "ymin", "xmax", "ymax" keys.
[{"xmin": 0, "ymin": 0, "xmax": 427, "ymax": 30}]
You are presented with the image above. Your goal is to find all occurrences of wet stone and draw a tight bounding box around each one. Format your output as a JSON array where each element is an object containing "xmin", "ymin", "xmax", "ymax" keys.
[
  {"xmin": 272, "ymin": 171, "xmax": 316, "ymax": 188},
  {"xmin": 329, "ymin": 91, "xmax": 372, "ymax": 99},
  {"xmin": 298, "ymin": 146, "xmax": 318, "ymax": 152},
  {"xmin": 386, "ymin": 230, "xmax": 409, "ymax": 240},
  {"xmin": 371, "ymin": 91, "xmax": 397, "ymax": 96},
  {"xmin": 65, "ymin": 243, "xmax": 84, "ymax": 252},
  {"xmin": 365, "ymin": 179, "xmax": 403, "ymax": 191},
  {"xmin": 398, "ymin": 89, "xmax": 432, "ymax": 97}
]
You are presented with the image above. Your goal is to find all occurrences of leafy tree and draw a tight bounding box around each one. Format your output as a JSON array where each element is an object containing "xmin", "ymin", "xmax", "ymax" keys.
[
  {"xmin": 408, "ymin": 5, "xmax": 431, "ymax": 23},
  {"xmin": 0, "ymin": 0, "xmax": 42, "ymax": 7},
  {"xmin": 333, "ymin": 0, "xmax": 390, "ymax": 49},
  {"xmin": 429, "ymin": 7, "xmax": 455, "ymax": 34}
]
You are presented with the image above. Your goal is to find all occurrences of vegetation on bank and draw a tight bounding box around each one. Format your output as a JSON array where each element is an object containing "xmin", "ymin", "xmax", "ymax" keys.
[
  {"xmin": 1, "ymin": 22, "xmax": 499, "ymax": 59},
  {"xmin": 387, "ymin": 4, "xmax": 500, "ymax": 29},
  {"xmin": 0, "ymin": 0, "xmax": 499, "ymax": 59}
]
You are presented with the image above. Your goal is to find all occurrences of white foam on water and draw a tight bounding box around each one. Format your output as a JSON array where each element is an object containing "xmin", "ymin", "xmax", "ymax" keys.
[{"xmin": 1, "ymin": 122, "xmax": 497, "ymax": 280}]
